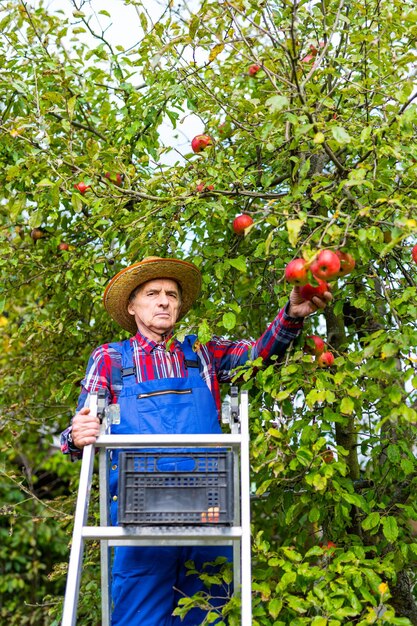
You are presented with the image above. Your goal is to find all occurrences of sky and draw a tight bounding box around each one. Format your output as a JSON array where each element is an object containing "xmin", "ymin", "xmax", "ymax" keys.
[{"xmin": 45, "ymin": 0, "xmax": 204, "ymax": 163}]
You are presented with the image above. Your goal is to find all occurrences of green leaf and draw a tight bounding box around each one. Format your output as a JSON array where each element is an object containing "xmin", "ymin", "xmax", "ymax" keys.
[
  {"xmin": 265, "ymin": 95, "xmax": 289, "ymax": 112},
  {"xmin": 311, "ymin": 473, "xmax": 327, "ymax": 491},
  {"xmin": 342, "ymin": 492, "xmax": 368, "ymax": 511},
  {"xmin": 268, "ymin": 597, "xmax": 283, "ymax": 619},
  {"xmin": 189, "ymin": 14, "xmax": 199, "ymax": 39},
  {"xmin": 387, "ymin": 444, "xmax": 400, "ymax": 463},
  {"xmin": 308, "ymin": 507, "xmax": 320, "ymax": 523},
  {"xmin": 222, "ymin": 312, "xmax": 236, "ymax": 330},
  {"xmin": 381, "ymin": 342, "xmax": 398, "ymax": 358},
  {"xmin": 286, "ymin": 219, "xmax": 305, "ymax": 247},
  {"xmin": 362, "ymin": 511, "xmax": 380, "ymax": 531},
  {"xmin": 382, "ymin": 516, "xmax": 399, "ymax": 542},
  {"xmin": 331, "ymin": 126, "xmax": 352, "ymax": 144},
  {"xmin": 67, "ymin": 95, "xmax": 77, "ymax": 120},
  {"xmin": 227, "ymin": 257, "xmax": 247, "ymax": 272},
  {"xmin": 281, "ymin": 547, "xmax": 302, "ymax": 562},
  {"xmin": 313, "ymin": 132, "xmax": 325, "ymax": 144},
  {"xmin": 198, "ymin": 319, "xmax": 211, "ymax": 344},
  {"xmin": 340, "ymin": 397, "xmax": 354, "ymax": 415}
]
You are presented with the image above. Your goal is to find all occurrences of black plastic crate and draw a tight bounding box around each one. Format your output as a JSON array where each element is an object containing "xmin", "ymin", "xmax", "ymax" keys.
[{"xmin": 118, "ymin": 449, "xmax": 234, "ymax": 526}]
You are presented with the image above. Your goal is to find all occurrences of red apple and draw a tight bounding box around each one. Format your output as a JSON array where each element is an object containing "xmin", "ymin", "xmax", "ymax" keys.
[
  {"xmin": 57, "ymin": 242, "xmax": 69, "ymax": 251},
  {"xmin": 196, "ymin": 182, "xmax": 214, "ymax": 193},
  {"xmin": 299, "ymin": 280, "xmax": 329, "ymax": 301},
  {"xmin": 232, "ymin": 213, "xmax": 254, "ymax": 234},
  {"xmin": 317, "ymin": 351, "xmax": 335, "ymax": 368},
  {"xmin": 412, "ymin": 244, "xmax": 417, "ymax": 264},
  {"xmin": 304, "ymin": 335, "xmax": 326, "ymax": 355},
  {"xmin": 310, "ymin": 250, "xmax": 341, "ymax": 281},
  {"xmin": 248, "ymin": 64, "xmax": 261, "ymax": 76},
  {"xmin": 302, "ymin": 42, "xmax": 324, "ymax": 63},
  {"xmin": 301, "ymin": 53, "xmax": 315, "ymax": 63},
  {"xmin": 105, "ymin": 172, "xmax": 123, "ymax": 186},
  {"xmin": 335, "ymin": 250, "xmax": 355, "ymax": 277},
  {"xmin": 284, "ymin": 258, "xmax": 309, "ymax": 286},
  {"xmin": 191, "ymin": 134, "xmax": 213, "ymax": 153},
  {"xmin": 74, "ymin": 181, "xmax": 90, "ymax": 194},
  {"xmin": 323, "ymin": 449, "xmax": 335, "ymax": 464}
]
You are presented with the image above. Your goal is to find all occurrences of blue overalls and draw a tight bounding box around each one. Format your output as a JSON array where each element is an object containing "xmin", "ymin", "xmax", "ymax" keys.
[{"xmin": 107, "ymin": 336, "xmax": 233, "ymax": 626}]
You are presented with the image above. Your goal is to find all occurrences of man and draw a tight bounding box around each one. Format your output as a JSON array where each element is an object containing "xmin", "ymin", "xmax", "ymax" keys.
[{"xmin": 61, "ymin": 256, "xmax": 331, "ymax": 626}]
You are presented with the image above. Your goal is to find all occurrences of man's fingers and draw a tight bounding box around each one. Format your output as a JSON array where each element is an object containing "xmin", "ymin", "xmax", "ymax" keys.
[
  {"xmin": 311, "ymin": 291, "xmax": 333, "ymax": 309},
  {"xmin": 72, "ymin": 410, "xmax": 100, "ymax": 448}
]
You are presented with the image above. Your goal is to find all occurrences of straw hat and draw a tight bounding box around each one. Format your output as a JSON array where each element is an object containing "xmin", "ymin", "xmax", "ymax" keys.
[{"xmin": 103, "ymin": 257, "xmax": 202, "ymax": 334}]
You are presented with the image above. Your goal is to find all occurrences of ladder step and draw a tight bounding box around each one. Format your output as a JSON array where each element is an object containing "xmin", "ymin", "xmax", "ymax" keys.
[{"xmin": 82, "ymin": 525, "xmax": 243, "ymax": 541}]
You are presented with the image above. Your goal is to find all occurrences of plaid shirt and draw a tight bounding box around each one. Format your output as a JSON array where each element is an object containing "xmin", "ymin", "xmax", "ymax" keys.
[{"xmin": 60, "ymin": 305, "xmax": 303, "ymax": 458}]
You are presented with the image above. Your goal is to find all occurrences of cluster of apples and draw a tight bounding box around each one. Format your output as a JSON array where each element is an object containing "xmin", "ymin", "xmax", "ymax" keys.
[
  {"xmin": 285, "ymin": 249, "xmax": 355, "ymax": 301},
  {"xmin": 304, "ymin": 334, "xmax": 334, "ymax": 368}
]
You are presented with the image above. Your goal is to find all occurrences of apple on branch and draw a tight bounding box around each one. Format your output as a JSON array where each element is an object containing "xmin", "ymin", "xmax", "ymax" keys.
[
  {"xmin": 196, "ymin": 182, "xmax": 214, "ymax": 193},
  {"xmin": 105, "ymin": 172, "xmax": 123, "ymax": 186},
  {"xmin": 335, "ymin": 250, "xmax": 355, "ymax": 277},
  {"xmin": 74, "ymin": 181, "xmax": 90, "ymax": 194},
  {"xmin": 304, "ymin": 335, "xmax": 326, "ymax": 355},
  {"xmin": 412, "ymin": 244, "xmax": 417, "ymax": 264},
  {"xmin": 232, "ymin": 213, "xmax": 254, "ymax": 235},
  {"xmin": 299, "ymin": 279, "xmax": 329, "ymax": 301},
  {"xmin": 310, "ymin": 249, "xmax": 341, "ymax": 281},
  {"xmin": 30, "ymin": 227, "xmax": 46, "ymax": 242},
  {"xmin": 322, "ymin": 448, "xmax": 335, "ymax": 463},
  {"xmin": 317, "ymin": 351, "xmax": 335, "ymax": 368},
  {"xmin": 248, "ymin": 64, "xmax": 261, "ymax": 76},
  {"xmin": 284, "ymin": 258, "xmax": 309, "ymax": 286},
  {"xmin": 57, "ymin": 241, "xmax": 70, "ymax": 251},
  {"xmin": 191, "ymin": 134, "xmax": 213, "ymax": 153}
]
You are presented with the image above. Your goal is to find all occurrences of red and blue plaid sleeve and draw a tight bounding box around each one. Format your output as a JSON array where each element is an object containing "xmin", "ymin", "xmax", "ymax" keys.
[
  {"xmin": 60, "ymin": 343, "xmax": 122, "ymax": 459},
  {"xmin": 206, "ymin": 304, "xmax": 303, "ymax": 382}
]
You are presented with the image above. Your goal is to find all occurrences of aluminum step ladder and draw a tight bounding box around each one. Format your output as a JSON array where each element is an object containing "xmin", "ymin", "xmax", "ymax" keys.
[{"xmin": 61, "ymin": 388, "xmax": 252, "ymax": 625}]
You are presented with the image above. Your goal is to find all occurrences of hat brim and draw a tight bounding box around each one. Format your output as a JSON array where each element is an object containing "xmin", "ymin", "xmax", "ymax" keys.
[{"xmin": 103, "ymin": 257, "xmax": 201, "ymax": 335}]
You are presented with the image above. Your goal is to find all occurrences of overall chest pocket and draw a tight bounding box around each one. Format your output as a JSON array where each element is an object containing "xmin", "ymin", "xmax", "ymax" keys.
[{"xmin": 137, "ymin": 387, "xmax": 195, "ymax": 434}]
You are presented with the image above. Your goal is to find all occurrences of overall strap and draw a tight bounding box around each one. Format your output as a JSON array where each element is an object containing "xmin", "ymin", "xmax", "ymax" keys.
[
  {"xmin": 107, "ymin": 340, "xmax": 135, "ymax": 395},
  {"xmin": 180, "ymin": 335, "xmax": 201, "ymax": 375}
]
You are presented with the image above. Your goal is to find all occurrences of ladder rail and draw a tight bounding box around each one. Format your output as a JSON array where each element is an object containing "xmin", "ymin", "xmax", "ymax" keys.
[
  {"xmin": 240, "ymin": 391, "xmax": 252, "ymax": 623},
  {"xmin": 61, "ymin": 442, "xmax": 95, "ymax": 626},
  {"xmin": 62, "ymin": 392, "xmax": 252, "ymax": 625}
]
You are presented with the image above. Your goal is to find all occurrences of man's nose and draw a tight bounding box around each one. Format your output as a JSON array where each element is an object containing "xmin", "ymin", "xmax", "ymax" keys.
[{"xmin": 157, "ymin": 292, "xmax": 169, "ymax": 306}]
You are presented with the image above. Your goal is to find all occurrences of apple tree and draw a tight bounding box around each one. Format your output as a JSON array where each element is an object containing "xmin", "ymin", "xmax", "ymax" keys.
[{"xmin": 1, "ymin": 0, "xmax": 417, "ymax": 624}]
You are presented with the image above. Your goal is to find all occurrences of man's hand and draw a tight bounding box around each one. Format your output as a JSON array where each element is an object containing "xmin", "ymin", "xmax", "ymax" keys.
[
  {"xmin": 287, "ymin": 285, "xmax": 332, "ymax": 318},
  {"xmin": 71, "ymin": 407, "xmax": 100, "ymax": 449}
]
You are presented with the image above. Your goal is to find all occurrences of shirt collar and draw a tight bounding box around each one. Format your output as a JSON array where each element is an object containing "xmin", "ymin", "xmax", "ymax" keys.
[{"xmin": 131, "ymin": 330, "xmax": 178, "ymax": 353}]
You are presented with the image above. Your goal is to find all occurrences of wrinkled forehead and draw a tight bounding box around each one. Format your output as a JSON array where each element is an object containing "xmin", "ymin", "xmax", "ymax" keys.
[
  {"xmin": 130, "ymin": 277, "xmax": 182, "ymax": 300},
  {"xmin": 141, "ymin": 277, "xmax": 180, "ymax": 292}
]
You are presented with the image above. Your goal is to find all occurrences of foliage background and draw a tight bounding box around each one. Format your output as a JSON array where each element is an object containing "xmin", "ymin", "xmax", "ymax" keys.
[{"xmin": 1, "ymin": 0, "xmax": 417, "ymax": 624}]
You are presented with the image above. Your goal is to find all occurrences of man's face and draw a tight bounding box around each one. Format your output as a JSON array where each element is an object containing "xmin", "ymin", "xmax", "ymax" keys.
[{"xmin": 127, "ymin": 278, "xmax": 181, "ymax": 341}]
